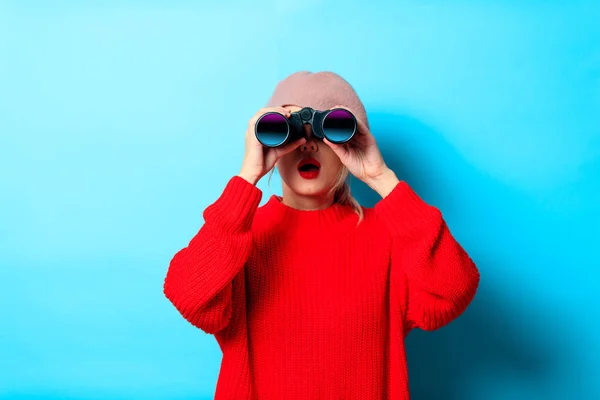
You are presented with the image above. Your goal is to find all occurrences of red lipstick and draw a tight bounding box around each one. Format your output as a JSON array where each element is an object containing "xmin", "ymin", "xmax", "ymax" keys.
[{"xmin": 297, "ymin": 157, "xmax": 321, "ymax": 179}]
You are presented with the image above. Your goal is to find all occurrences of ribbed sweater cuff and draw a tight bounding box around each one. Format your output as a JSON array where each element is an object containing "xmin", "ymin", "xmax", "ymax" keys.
[
  {"xmin": 203, "ymin": 176, "xmax": 263, "ymax": 234},
  {"xmin": 374, "ymin": 180, "xmax": 441, "ymax": 238}
]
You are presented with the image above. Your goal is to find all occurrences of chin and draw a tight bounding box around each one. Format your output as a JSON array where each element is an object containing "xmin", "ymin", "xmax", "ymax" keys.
[{"xmin": 285, "ymin": 175, "xmax": 333, "ymax": 197}]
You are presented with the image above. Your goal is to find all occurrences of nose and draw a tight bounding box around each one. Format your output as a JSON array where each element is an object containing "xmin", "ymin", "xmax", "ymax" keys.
[{"xmin": 299, "ymin": 124, "xmax": 318, "ymax": 152}]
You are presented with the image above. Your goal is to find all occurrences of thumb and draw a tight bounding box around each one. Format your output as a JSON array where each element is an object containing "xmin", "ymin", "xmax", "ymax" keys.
[
  {"xmin": 323, "ymin": 138, "xmax": 349, "ymax": 160},
  {"xmin": 276, "ymin": 137, "xmax": 306, "ymax": 158},
  {"xmin": 267, "ymin": 137, "xmax": 306, "ymax": 165}
]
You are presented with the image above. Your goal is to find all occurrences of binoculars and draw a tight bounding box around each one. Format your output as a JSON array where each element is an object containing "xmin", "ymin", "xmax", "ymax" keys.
[{"xmin": 254, "ymin": 106, "xmax": 357, "ymax": 148}]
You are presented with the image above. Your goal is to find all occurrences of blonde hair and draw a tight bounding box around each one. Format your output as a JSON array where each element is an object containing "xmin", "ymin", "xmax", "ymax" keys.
[{"xmin": 268, "ymin": 165, "xmax": 364, "ymax": 225}]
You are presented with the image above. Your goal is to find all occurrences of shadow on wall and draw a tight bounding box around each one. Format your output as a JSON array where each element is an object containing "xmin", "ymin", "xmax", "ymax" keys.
[{"xmin": 349, "ymin": 112, "xmax": 565, "ymax": 399}]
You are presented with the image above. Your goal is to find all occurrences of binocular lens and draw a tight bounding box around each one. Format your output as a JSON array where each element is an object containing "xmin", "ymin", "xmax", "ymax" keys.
[
  {"xmin": 255, "ymin": 112, "xmax": 289, "ymax": 147},
  {"xmin": 323, "ymin": 109, "xmax": 356, "ymax": 143}
]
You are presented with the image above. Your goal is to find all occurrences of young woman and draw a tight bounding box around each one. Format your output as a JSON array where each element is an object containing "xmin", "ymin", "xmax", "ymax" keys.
[{"xmin": 163, "ymin": 71, "xmax": 480, "ymax": 400}]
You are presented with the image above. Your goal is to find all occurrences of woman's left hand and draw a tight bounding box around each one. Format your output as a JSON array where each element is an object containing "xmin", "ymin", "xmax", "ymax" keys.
[{"xmin": 322, "ymin": 105, "xmax": 390, "ymax": 185}]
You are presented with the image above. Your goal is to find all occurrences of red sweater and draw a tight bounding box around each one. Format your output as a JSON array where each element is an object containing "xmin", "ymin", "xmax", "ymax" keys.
[{"xmin": 163, "ymin": 175, "xmax": 480, "ymax": 399}]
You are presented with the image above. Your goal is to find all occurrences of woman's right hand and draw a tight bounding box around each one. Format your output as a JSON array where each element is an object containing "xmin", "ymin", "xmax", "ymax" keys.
[{"xmin": 238, "ymin": 107, "xmax": 306, "ymax": 185}]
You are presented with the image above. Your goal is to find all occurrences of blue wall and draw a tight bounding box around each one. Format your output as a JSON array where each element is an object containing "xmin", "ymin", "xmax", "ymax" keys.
[{"xmin": 1, "ymin": 1, "xmax": 598, "ymax": 399}]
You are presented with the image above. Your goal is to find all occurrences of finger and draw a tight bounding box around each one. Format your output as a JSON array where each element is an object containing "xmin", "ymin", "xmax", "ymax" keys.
[
  {"xmin": 323, "ymin": 138, "xmax": 349, "ymax": 160},
  {"xmin": 275, "ymin": 137, "xmax": 306, "ymax": 158},
  {"xmin": 251, "ymin": 107, "xmax": 289, "ymax": 125},
  {"xmin": 266, "ymin": 107, "xmax": 290, "ymax": 118},
  {"xmin": 332, "ymin": 104, "xmax": 350, "ymax": 111},
  {"xmin": 264, "ymin": 138, "xmax": 304, "ymax": 167},
  {"xmin": 259, "ymin": 106, "xmax": 287, "ymax": 114},
  {"xmin": 355, "ymin": 117, "xmax": 371, "ymax": 137},
  {"xmin": 272, "ymin": 106, "xmax": 291, "ymax": 115}
]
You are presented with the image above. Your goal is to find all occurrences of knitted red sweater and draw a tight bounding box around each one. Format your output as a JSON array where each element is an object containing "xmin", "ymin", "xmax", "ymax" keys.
[{"xmin": 163, "ymin": 175, "xmax": 480, "ymax": 399}]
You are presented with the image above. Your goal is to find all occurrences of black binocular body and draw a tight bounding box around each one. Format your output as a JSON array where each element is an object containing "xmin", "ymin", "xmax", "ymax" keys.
[{"xmin": 254, "ymin": 107, "xmax": 357, "ymax": 148}]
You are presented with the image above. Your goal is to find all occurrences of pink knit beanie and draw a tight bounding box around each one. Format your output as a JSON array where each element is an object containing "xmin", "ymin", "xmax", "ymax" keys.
[{"xmin": 265, "ymin": 71, "xmax": 370, "ymax": 130}]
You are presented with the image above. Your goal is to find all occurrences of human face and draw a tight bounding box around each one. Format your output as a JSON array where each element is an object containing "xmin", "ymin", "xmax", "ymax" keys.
[{"xmin": 275, "ymin": 105, "xmax": 343, "ymax": 206}]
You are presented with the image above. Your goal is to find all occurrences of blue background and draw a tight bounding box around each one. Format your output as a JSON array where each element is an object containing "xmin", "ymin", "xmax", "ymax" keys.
[{"xmin": 1, "ymin": 1, "xmax": 599, "ymax": 399}]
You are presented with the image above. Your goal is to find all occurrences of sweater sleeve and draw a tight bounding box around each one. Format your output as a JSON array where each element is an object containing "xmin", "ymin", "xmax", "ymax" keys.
[
  {"xmin": 163, "ymin": 176, "xmax": 262, "ymax": 334},
  {"xmin": 374, "ymin": 180, "xmax": 480, "ymax": 333}
]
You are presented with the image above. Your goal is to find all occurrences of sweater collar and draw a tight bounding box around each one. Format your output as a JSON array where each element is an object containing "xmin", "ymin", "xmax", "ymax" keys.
[{"xmin": 259, "ymin": 194, "xmax": 360, "ymax": 234}]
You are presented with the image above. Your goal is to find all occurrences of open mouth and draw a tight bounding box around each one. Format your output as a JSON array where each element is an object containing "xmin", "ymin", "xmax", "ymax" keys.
[
  {"xmin": 298, "ymin": 158, "xmax": 321, "ymax": 171},
  {"xmin": 297, "ymin": 157, "xmax": 321, "ymax": 178}
]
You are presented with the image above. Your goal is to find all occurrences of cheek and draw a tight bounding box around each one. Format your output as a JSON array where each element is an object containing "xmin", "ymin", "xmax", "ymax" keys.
[
  {"xmin": 325, "ymin": 164, "xmax": 343, "ymax": 182},
  {"xmin": 276, "ymin": 154, "xmax": 295, "ymax": 175},
  {"xmin": 322, "ymin": 149, "xmax": 343, "ymax": 175}
]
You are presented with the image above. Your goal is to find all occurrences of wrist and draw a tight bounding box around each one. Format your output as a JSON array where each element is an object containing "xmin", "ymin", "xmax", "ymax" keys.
[
  {"xmin": 237, "ymin": 171, "xmax": 260, "ymax": 186},
  {"xmin": 366, "ymin": 167, "xmax": 400, "ymax": 198}
]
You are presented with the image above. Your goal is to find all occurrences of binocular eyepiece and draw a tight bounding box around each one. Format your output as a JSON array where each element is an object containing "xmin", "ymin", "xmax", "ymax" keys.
[{"xmin": 255, "ymin": 107, "xmax": 357, "ymax": 148}]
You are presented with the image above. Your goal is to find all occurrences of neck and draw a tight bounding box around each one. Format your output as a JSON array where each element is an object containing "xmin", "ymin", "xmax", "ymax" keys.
[
  {"xmin": 280, "ymin": 182, "xmax": 335, "ymax": 211},
  {"xmin": 258, "ymin": 182, "xmax": 359, "ymax": 235}
]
